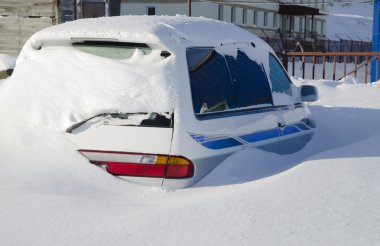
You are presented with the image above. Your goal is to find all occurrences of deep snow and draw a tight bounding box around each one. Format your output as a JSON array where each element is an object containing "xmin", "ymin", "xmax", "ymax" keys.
[
  {"xmin": 0, "ymin": 15, "xmax": 380, "ymax": 246},
  {"xmin": 0, "ymin": 77, "xmax": 379, "ymax": 246}
]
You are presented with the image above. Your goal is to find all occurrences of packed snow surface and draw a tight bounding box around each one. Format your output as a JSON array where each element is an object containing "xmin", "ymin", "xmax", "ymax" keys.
[{"xmin": 1, "ymin": 16, "xmax": 380, "ymax": 245}]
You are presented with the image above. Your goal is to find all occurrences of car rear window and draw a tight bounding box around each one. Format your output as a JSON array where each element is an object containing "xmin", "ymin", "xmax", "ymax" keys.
[{"xmin": 72, "ymin": 41, "xmax": 152, "ymax": 59}]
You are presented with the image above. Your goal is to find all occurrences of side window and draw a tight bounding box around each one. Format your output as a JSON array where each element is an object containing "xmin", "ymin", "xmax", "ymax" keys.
[
  {"xmin": 187, "ymin": 48, "xmax": 235, "ymax": 114},
  {"xmin": 225, "ymin": 50, "xmax": 272, "ymax": 108},
  {"xmin": 268, "ymin": 53, "xmax": 292, "ymax": 96}
]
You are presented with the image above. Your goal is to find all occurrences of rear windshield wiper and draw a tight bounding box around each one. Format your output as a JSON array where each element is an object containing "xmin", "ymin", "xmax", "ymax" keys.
[
  {"xmin": 66, "ymin": 113, "xmax": 112, "ymax": 133},
  {"xmin": 66, "ymin": 112, "xmax": 172, "ymax": 133}
]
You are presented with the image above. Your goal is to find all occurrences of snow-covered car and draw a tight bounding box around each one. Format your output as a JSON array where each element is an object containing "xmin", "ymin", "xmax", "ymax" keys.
[{"xmin": 17, "ymin": 16, "xmax": 318, "ymax": 188}]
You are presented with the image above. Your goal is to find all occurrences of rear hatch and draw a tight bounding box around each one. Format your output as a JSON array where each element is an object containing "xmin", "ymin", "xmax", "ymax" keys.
[{"xmin": 67, "ymin": 113, "xmax": 193, "ymax": 186}]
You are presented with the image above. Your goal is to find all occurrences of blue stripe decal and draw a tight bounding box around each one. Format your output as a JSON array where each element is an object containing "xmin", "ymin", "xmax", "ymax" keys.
[
  {"xmin": 295, "ymin": 123, "xmax": 310, "ymax": 131},
  {"xmin": 189, "ymin": 119, "xmax": 315, "ymax": 150},
  {"xmin": 282, "ymin": 126, "xmax": 300, "ymax": 135},
  {"xmin": 201, "ymin": 138, "xmax": 243, "ymax": 150},
  {"xmin": 239, "ymin": 128, "xmax": 280, "ymax": 143}
]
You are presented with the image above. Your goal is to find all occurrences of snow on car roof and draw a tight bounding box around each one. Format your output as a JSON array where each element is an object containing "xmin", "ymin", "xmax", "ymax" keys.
[
  {"xmin": 25, "ymin": 15, "xmax": 270, "ymax": 51},
  {"xmin": 11, "ymin": 16, "xmax": 273, "ymax": 131}
]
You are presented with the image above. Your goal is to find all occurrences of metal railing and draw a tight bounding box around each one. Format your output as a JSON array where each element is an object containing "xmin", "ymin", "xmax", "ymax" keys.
[{"xmin": 282, "ymin": 52, "xmax": 380, "ymax": 83}]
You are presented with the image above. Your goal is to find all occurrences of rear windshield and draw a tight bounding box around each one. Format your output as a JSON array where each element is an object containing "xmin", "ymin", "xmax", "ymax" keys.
[{"xmin": 72, "ymin": 41, "xmax": 152, "ymax": 59}]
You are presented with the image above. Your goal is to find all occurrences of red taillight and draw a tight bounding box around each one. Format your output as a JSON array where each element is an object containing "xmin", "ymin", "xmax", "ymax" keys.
[
  {"xmin": 104, "ymin": 162, "xmax": 166, "ymax": 178},
  {"xmin": 80, "ymin": 150, "xmax": 194, "ymax": 179}
]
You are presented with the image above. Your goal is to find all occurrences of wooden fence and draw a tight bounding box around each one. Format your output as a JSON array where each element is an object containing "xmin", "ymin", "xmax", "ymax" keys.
[
  {"xmin": 0, "ymin": 0, "xmax": 57, "ymax": 56},
  {"xmin": 282, "ymin": 52, "xmax": 380, "ymax": 83}
]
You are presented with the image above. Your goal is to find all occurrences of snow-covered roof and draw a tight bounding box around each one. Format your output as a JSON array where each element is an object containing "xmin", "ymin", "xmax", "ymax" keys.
[{"xmin": 26, "ymin": 15, "xmax": 268, "ymax": 51}]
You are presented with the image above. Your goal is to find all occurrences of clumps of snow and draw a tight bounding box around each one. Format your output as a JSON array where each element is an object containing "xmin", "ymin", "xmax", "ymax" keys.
[
  {"xmin": 0, "ymin": 54, "xmax": 16, "ymax": 71},
  {"xmin": 5, "ymin": 45, "xmax": 175, "ymax": 131}
]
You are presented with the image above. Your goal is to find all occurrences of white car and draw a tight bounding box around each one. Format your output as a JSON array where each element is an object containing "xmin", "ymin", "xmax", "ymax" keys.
[{"xmin": 18, "ymin": 16, "xmax": 318, "ymax": 189}]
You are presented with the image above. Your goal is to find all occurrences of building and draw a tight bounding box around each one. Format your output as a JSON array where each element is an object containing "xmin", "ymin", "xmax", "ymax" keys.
[
  {"xmin": 0, "ymin": 0, "xmax": 327, "ymax": 56},
  {"xmin": 120, "ymin": 0, "xmax": 328, "ymax": 42},
  {"xmin": 0, "ymin": 0, "xmax": 119, "ymax": 56}
]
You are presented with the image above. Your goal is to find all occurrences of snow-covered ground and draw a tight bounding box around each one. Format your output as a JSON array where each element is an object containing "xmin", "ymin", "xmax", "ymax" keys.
[
  {"xmin": 0, "ymin": 13, "xmax": 380, "ymax": 245},
  {"xmin": 1, "ymin": 60, "xmax": 380, "ymax": 245},
  {"xmin": 327, "ymin": 1, "xmax": 373, "ymax": 41}
]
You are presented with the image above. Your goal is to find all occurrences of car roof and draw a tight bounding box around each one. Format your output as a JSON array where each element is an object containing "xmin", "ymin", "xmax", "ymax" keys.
[{"xmin": 25, "ymin": 15, "xmax": 272, "ymax": 52}]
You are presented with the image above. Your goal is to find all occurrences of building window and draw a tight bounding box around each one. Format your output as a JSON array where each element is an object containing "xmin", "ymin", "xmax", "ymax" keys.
[
  {"xmin": 299, "ymin": 17, "xmax": 303, "ymax": 32},
  {"xmin": 146, "ymin": 7, "xmax": 155, "ymax": 15},
  {"xmin": 291, "ymin": 16, "xmax": 295, "ymax": 30},
  {"xmin": 263, "ymin": 12, "xmax": 268, "ymax": 27},
  {"xmin": 273, "ymin": 13, "xmax": 277, "ymax": 28},
  {"xmin": 253, "ymin": 10, "xmax": 257, "ymax": 25},
  {"xmin": 321, "ymin": 20, "xmax": 325, "ymax": 35},
  {"xmin": 218, "ymin": 5, "xmax": 224, "ymax": 21},
  {"xmin": 231, "ymin": 7, "xmax": 235, "ymax": 23},
  {"xmin": 242, "ymin": 9, "xmax": 247, "ymax": 25}
]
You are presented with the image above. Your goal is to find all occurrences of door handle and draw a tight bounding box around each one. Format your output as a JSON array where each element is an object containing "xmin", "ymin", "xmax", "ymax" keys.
[{"xmin": 278, "ymin": 122, "xmax": 285, "ymax": 128}]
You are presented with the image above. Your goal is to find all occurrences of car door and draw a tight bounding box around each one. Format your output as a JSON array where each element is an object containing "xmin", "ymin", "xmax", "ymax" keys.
[
  {"xmin": 268, "ymin": 53, "xmax": 310, "ymax": 154},
  {"xmin": 183, "ymin": 46, "xmax": 280, "ymax": 156}
]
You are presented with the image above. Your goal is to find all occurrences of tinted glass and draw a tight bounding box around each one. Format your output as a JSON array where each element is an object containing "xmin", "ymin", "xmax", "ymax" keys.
[
  {"xmin": 225, "ymin": 50, "xmax": 272, "ymax": 107},
  {"xmin": 268, "ymin": 54, "xmax": 292, "ymax": 95},
  {"xmin": 187, "ymin": 48, "xmax": 235, "ymax": 114}
]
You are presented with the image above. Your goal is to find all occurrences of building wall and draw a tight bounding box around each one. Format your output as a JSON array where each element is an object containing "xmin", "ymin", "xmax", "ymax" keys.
[
  {"xmin": 121, "ymin": 1, "xmax": 326, "ymax": 37},
  {"xmin": 121, "ymin": 2, "xmax": 219, "ymax": 19},
  {"xmin": 0, "ymin": 0, "xmax": 57, "ymax": 56}
]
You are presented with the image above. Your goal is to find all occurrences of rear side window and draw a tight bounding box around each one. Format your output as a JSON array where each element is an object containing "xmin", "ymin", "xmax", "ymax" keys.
[
  {"xmin": 225, "ymin": 50, "xmax": 272, "ymax": 108},
  {"xmin": 187, "ymin": 48, "xmax": 235, "ymax": 114},
  {"xmin": 187, "ymin": 47, "xmax": 273, "ymax": 117},
  {"xmin": 268, "ymin": 54, "xmax": 292, "ymax": 95}
]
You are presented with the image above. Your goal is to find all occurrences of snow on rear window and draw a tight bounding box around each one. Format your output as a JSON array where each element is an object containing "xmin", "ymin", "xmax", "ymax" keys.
[
  {"xmin": 72, "ymin": 41, "xmax": 152, "ymax": 59},
  {"xmin": 6, "ymin": 44, "xmax": 175, "ymax": 131}
]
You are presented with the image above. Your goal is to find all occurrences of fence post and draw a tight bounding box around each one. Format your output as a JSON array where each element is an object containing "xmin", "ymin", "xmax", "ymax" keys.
[
  {"xmin": 371, "ymin": 0, "xmax": 380, "ymax": 82},
  {"xmin": 302, "ymin": 57, "xmax": 305, "ymax": 79},
  {"xmin": 292, "ymin": 56, "xmax": 295, "ymax": 76},
  {"xmin": 365, "ymin": 56, "xmax": 369, "ymax": 84},
  {"xmin": 282, "ymin": 50, "xmax": 288, "ymax": 71},
  {"xmin": 333, "ymin": 56, "xmax": 336, "ymax": 80}
]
